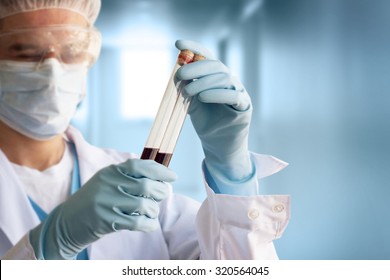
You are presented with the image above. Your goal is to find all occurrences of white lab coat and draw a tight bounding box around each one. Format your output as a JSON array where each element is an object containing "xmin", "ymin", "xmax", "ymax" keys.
[{"xmin": 0, "ymin": 126, "xmax": 290, "ymax": 260}]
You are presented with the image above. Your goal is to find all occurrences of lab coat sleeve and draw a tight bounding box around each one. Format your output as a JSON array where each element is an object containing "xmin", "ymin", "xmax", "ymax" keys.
[
  {"xmin": 1, "ymin": 234, "xmax": 37, "ymax": 260},
  {"xmin": 196, "ymin": 153, "xmax": 290, "ymax": 260}
]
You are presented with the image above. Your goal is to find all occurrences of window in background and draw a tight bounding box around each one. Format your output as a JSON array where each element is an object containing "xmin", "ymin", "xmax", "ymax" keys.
[{"xmin": 121, "ymin": 48, "xmax": 171, "ymax": 119}]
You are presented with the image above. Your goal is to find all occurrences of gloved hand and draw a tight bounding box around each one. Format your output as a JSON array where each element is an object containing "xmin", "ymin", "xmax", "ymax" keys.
[
  {"xmin": 175, "ymin": 40, "xmax": 257, "ymax": 195},
  {"xmin": 29, "ymin": 159, "xmax": 176, "ymax": 260}
]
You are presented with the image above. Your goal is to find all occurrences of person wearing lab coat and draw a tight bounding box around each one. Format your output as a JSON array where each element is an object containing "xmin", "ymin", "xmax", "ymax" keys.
[{"xmin": 0, "ymin": 0, "xmax": 290, "ymax": 260}]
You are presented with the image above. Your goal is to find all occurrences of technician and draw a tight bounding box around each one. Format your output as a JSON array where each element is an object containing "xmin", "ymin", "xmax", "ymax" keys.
[{"xmin": 0, "ymin": 0, "xmax": 290, "ymax": 260}]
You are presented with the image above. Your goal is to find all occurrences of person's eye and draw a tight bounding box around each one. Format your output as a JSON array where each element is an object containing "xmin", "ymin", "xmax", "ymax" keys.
[
  {"xmin": 8, "ymin": 44, "xmax": 43, "ymax": 61},
  {"xmin": 15, "ymin": 52, "xmax": 42, "ymax": 61}
]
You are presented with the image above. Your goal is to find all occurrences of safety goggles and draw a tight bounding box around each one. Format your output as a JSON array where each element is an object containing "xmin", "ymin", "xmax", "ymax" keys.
[{"xmin": 0, "ymin": 25, "xmax": 102, "ymax": 69}]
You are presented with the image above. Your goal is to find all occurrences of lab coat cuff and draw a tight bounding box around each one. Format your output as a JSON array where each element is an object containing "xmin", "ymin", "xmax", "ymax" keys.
[
  {"xmin": 206, "ymin": 189, "xmax": 290, "ymax": 236},
  {"xmin": 202, "ymin": 152, "xmax": 288, "ymax": 195},
  {"xmin": 196, "ymin": 186, "xmax": 290, "ymax": 259},
  {"xmin": 251, "ymin": 153, "xmax": 289, "ymax": 180},
  {"xmin": 201, "ymin": 152, "xmax": 290, "ymax": 234},
  {"xmin": 203, "ymin": 157, "xmax": 259, "ymax": 196},
  {"xmin": 204, "ymin": 152, "xmax": 289, "ymax": 180},
  {"xmin": 1, "ymin": 233, "xmax": 37, "ymax": 260}
]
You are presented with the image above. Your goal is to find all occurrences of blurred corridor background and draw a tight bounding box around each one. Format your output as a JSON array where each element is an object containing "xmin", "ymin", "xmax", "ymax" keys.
[{"xmin": 72, "ymin": 0, "xmax": 390, "ymax": 259}]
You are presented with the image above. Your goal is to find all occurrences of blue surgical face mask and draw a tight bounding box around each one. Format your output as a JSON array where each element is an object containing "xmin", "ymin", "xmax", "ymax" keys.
[{"xmin": 0, "ymin": 59, "xmax": 87, "ymax": 140}]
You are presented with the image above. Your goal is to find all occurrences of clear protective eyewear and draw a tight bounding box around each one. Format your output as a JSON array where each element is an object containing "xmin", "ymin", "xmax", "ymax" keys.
[{"xmin": 0, "ymin": 25, "xmax": 102, "ymax": 69}]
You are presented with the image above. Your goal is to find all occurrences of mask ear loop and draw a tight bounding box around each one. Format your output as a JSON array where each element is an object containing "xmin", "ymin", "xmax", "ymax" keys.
[{"xmin": 35, "ymin": 46, "xmax": 60, "ymax": 70}]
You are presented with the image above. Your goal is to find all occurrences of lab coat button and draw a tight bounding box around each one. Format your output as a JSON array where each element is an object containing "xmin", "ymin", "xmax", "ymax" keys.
[
  {"xmin": 248, "ymin": 209, "xmax": 260, "ymax": 220},
  {"xmin": 273, "ymin": 204, "xmax": 285, "ymax": 213}
]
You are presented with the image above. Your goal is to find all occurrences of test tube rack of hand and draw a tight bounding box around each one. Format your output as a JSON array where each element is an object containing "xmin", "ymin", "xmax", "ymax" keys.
[{"xmin": 140, "ymin": 50, "xmax": 205, "ymax": 167}]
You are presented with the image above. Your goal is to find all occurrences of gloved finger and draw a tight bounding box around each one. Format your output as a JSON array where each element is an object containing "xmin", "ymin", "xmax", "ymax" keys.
[
  {"xmin": 183, "ymin": 73, "xmax": 242, "ymax": 97},
  {"xmin": 175, "ymin": 59, "xmax": 229, "ymax": 82},
  {"xmin": 175, "ymin": 39, "xmax": 215, "ymax": 59},
  {"xmin": 114, "ymin": 196, "xmax": 159, "ymax": 219},
  {"xmin": 113, "ymin": 215, "xmax": 159, "ymax": 232},
  {"xmin": 196, "ymin": 89, "xmax": 251, "ymax": 111},
  {"xmin": 117, "ymin": 179, "xmax": 170, "ymax": 202},
  {"xmin": 116, "ymin": 159, "xmax": 177, "ymax": 182}
]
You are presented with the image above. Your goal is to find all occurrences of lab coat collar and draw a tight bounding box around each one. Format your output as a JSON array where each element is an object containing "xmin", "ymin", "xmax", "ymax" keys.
[
  {"xmin": 64, "ymin": 126, "xmax": 137, "ymax": 259},
  {"xmin": 0, "ymin": 125, "xmax": 133, "ymax": 249},
  {"xmin": 65, "ymin": 126, "xmax": 105, "ymax": 186},
  {"xmin": 0, "ymin": 150, "xmax": 40, "ymax": 245},
  {"xmin": 64, "ymin": 125, "xmax": 135, "ymax": 185}
]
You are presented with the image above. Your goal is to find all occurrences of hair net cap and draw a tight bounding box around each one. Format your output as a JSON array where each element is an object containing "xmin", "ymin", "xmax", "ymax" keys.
[{"xmin": 0, "ymin": 0, "xmax": 101, "ymax": 25}]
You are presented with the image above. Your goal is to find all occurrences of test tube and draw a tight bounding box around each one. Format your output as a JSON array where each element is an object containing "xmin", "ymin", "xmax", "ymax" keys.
[
  {"xmin": 141, "ymin": 50, "xmax": 195, "ymax": 160},
  {"xmin": 155, "ymin": 53, "xmax": 206, "ymax": 166}
]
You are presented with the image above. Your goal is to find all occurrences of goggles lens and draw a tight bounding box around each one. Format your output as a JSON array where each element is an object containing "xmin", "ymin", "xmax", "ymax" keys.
[{"xmin": 0, "ymin": 25, "xmax": 102, "ymax": 68}]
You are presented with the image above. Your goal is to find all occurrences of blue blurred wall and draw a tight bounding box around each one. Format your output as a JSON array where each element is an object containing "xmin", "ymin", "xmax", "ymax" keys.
[
  {"xmin": 255, "ymin": 0, "xmax": 390, "ymax": 259},
  {"xmin": 73, "ymin": 0, "xmax": 390, "ymax": 259}
]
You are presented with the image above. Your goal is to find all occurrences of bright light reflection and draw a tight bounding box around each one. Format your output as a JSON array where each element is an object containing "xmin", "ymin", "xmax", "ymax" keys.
[{"xmin": 121, "ymin": 48, "xmax": 171, "ymax": 119}]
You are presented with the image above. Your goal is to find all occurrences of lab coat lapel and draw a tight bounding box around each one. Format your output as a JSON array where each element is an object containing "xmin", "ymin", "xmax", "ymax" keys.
[
  {"xmin": 65, "ymin": 126, "xmax": 106, "ymax": 185},
  {"xmin": 0, "ymin": 126, "xmax": 134, "ymax": 255},
  {"xmin": 65, "ymin": 126, "xmax": 137, "ymax": 259},
  {"xmin": 0, "ymin": 150, "xmax": 40, "ymax": 245},
  {"xmin": 65, "ymin": 126, "xmax": 135, "ymax": 185}
]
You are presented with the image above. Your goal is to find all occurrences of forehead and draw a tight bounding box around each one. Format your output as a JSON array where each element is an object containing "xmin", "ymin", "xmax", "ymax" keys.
[{"xmin": 0, "ymin": 9, "xmax": 89, "ymax": 31}]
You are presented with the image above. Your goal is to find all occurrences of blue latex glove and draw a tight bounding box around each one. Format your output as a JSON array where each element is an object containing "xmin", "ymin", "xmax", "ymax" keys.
[
  {"xmin": 29, "ymin": 159, "xmax": 176, "ymax": 260},
  {"xmin": 175, "ymin": 40, "xmax": 257, "ymax": 196}
]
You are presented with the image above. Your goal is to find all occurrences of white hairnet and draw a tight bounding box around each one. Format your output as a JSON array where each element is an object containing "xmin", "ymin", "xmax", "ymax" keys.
[{"xmin": 0, "ymin": 0, "xmax": 101, "ymax": 25}]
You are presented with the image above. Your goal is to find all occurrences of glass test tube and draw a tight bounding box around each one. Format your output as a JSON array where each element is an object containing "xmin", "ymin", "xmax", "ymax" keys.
[
  {"xmin": 155, "ymin": 54, "xmax": 206, "ymax": 167},
  {"xmin": 141, "ymin": 50, "xmax": 195, "ymax": 160}
]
